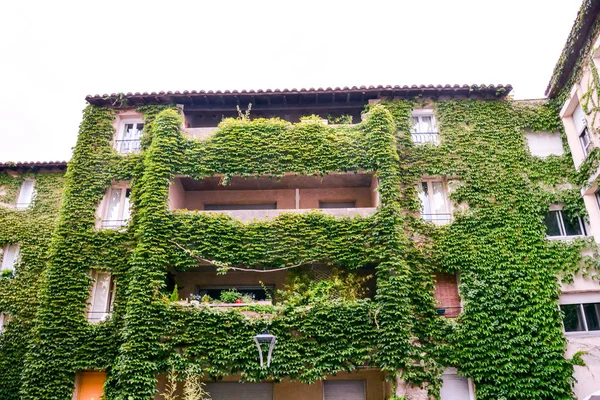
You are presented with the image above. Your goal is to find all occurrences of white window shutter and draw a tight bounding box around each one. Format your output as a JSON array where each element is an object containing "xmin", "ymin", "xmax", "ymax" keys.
[
  {"xmin": 2, "ymin": 244, "xmax": 20, "ymax": 271},
  {"xmin": 16, "ymin": 179, "xmax": 35, "ymax": 209},
  {"xmin": 573, "ymin": 104, "xmax": 587, "ymax": 133},
  {"xmin": 323, "ymin": 381, "xmax": 365, "ymax": 400}
]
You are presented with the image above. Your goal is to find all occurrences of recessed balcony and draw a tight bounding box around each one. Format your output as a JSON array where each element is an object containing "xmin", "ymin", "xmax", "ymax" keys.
[{"xmin": 169, "ymin": 173, "xmax": 379, "ymax": 222}]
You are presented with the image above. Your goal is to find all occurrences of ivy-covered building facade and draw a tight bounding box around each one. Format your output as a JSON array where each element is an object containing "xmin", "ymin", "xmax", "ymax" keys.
[{"xmin": 3, "ymin": 3, "xmax": 600, "ymax": 400}]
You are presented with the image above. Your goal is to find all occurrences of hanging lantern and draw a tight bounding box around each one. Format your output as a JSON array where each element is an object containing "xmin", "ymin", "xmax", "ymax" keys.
[{"xmin": 254, "ymin": 328, "xmax": 277, "ymax": 368}]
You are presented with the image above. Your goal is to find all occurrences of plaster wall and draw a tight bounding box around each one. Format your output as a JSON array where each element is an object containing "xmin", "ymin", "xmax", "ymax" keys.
[
  {"xmin": 176, "ymin": 187, "xmax": 373, "ymax": 211},
  {"xmin": 183, "ymin": 189, "xmax": 295, "ymax": 210},
  {"xmin": 566, "ymin": 336, "xmax": 600, "ymax": 399},
  {"xmin": 168, "ymin": 177, "xmax": 186, "ymax": 210},
  {"xmin": 525, "ymin": 131, "xmax": 565, "ymax": 157}
]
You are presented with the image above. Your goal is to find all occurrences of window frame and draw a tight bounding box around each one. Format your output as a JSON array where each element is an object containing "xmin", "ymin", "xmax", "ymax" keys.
[
  {"xmin": 115, "ymin": 119, "xmax": 144, "ymax": 154},
  {"xmin": 100, "ymin": 186, "xmax": 131, "ymax": 229},
  {"xmin": 545, "ymin": 208, "xmax": 587, "ymax": 239},
  {"xmin": 560, "ymin": 301, "xmax": 600, "ymax": 335},
  {"xmin": 410, "ymin": 109, "xmax": 439, "ymax": 145},
  {"xmin": 418, "ymin": 180, "xmax": 452, "ymax": 225}
]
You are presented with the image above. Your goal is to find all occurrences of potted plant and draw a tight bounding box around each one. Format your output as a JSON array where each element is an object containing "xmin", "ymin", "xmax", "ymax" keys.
[{"xmin": 219, "ymin": 289, "xmax": 243, "ymax": 304}]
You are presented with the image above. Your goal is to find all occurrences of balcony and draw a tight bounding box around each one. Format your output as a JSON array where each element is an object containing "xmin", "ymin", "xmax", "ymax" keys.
[
  {"xmin": 169, "ymin": 173, "xmax": 379, "ymax": 222},
  {"xmin": 114, "ymin": 139, "xmax": 141, "ymax": 154},
  {"xmin": 411, "ymin": 132, "xmax": 439, "ymax": 145}
]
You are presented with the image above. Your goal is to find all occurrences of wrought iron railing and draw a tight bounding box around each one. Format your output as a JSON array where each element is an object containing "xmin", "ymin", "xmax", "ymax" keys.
[
  {"xmin": 421, "ymin": 213, "xmax": 452, "ymax": 225},
  {"xmin": 115, "ymin": 139, "xmax": 141, "ymax": 154},
  {"xmin": 86, "ymin": 311, "xmax": 111, "ymax": 322},
  {"xmin": 100, "ymin": 219, "xmax": 128, "ymax": 229},
  {"xmin": 411, "ymin": 132, "xmax": 439, "ymax": 145}
]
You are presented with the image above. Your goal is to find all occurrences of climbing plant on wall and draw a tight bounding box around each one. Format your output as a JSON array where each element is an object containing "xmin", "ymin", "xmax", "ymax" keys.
[{"xmin": 1, "ymin": 94, "xmax": 592, "ymax": 400}]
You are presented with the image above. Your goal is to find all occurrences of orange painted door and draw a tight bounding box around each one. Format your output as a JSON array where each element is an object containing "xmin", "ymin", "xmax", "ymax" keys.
[{"xmin": 76, "ymin": 371, "xmax": 106, "ymax": 400}]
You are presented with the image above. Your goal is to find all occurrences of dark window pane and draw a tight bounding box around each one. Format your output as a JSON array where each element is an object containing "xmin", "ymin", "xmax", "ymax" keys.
[
  {"xmin": 319, "ymin": 201, "xmax": 356, "ymax": 209},
  {"xmin": 584, "ymin": 303, "xmax": 600, "ymax": 331},
  {"xmin": 561, "ymin": 304, "xmax": 585, "ymax": 332},
  {"xmin": 561, "ymin": 213, "xmax": 583, "ymax": 236},
  {"xmin": 545, "ymin": 211, "xmax": 562, "ymax": 236},
  {"xmin": 204, "ymin": 203, "xmax": 277, "ymax": 210}
]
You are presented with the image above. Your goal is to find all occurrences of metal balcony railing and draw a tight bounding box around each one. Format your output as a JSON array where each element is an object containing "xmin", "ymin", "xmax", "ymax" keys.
[
  {"xmin": 411, "ymin": 132, "xmax": 439, "ymax": 145},
  {"xmin": 115, "ymin": 139, "xmax": 141, "ymax": 154},
  {"xmin": 100, "ymin": 219, "xmax": 128, "ymax": 229},
  {"xmin": 421, "ymin": 213, "xmax": 452, "ymax": 225},
  {"xmin": 436, "ymin": 306, "xmax": 462, "ymax": 318}
]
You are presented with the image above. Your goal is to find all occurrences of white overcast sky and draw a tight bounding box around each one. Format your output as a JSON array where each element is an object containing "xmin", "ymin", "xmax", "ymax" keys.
[{"xmin": 0, "ymin": 0, "xmax": 582, "ymax": 162}]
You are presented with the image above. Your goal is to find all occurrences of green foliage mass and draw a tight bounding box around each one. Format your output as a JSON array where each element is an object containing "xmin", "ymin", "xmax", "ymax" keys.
[{"xmin": 0, "ymin": 96, "xmax": 592, "ymax": 400}]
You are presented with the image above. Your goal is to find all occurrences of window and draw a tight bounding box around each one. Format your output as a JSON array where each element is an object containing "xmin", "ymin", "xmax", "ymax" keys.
[
  {"xmin": 411, "ymin": 110, "xmax": 438, "ymax": 144},
  {"xmin": 596, "ymin": 190, "xmax": 600, "ymax": 211},
  {"xmin": 418, "ymin": 181, "xmax": 451, "ymax": 224},
  {"xmin": 440, "ymin": 370, "xmax": 475, "ymax": 400},
  {"xmin": 573, "ymin": 104, "xmax": 593, "ymax": 157},
  {"xmin": 323, "ymin": 381, "xmax": 365, "ymax": 400},
  {"xmin": 561, "ymin": 302, "xmax": 600, "ymax": 333},
  {"xmin": 101, "ymin": 187, "xmax": 131, "ymax": 228},
  {"xmin": 0, "ymin": 313, "xmax": 6, "ymax": 333},
  {"xmin": 205, "ymin": 382, "xmax": 273, "ymax": 400},
  {"xmin": 319, "ymin": 201, "xmax": 356, "ymax": 209},
  {"xmin": 16, "ymin": 179, "xmax": 35, "ymax": 209},
  {"xmin": 544, "ymin": 210, "xmax": 586, "ymax": 237},
  {"xmin": 115, "ymin": 120, "xmax": 143, "ymax": 154},
  {"xmin": 204, "ymin": 203, "xmax": 277, "ymax": 211},
  {"xmin": 1, "ymin": 243, "xmax": 20, "ymax": 272},
  {"xmin": 87, "ymin": 270, "xmax": 115, "ymax": 323}
]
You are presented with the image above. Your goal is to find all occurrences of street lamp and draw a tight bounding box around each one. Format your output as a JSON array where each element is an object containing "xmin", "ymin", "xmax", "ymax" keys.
[{"xmin": 254, "ymin": 328, "xmax": 277, "ymax": 368}]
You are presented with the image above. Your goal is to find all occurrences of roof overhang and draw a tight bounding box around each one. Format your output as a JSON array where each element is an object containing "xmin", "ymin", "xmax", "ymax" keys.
[
  {"xmin": 546, "ymin": 1, "xmax": 600, "ymax": 97},
  {"xmin": 0, "ymin": 161, "xmax": 68, "ymax": 171},
  {"xmin": 85, "ymin": 84, "xmax": 513, "ymax": 109}
]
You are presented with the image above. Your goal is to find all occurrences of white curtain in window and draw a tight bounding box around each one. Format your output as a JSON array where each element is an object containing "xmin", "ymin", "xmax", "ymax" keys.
[
  {"xmin": 2, "ymin": 244, "xmax": 20, "ymax": 271},
  {"xmin": 122, "ymin": 190, "xmax": 131, "ymax": 222},
  {"xmin": 421, "ymin": 116, "xmax": 434, "ymax": 133},
  {"xmin": 89, "ymin": 271, "xmax": 112, "ymax": 322},
  {"xmin": 430, "ymin": 181, "xmax": 448, "ymax": 214},
  {"xmin": 16, "ymin": 179, "xmax": 35, "ymax": 208},
  {"xmin": 105, "ymin": 189, "xmax": 122, "ymax": 221},
  {"xmin": 418, "ymin": 182, "xmax": 431, "ymax": 216}
]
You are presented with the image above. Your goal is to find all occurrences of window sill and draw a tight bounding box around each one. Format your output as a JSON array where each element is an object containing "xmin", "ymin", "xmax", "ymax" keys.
[
  {"xmin": 546, "ymin": 235, "xmax": 588, "ymax": 241},
  {"xmin": 564, "ymin": 330, "xmax": 600, "ymax": 338}
]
